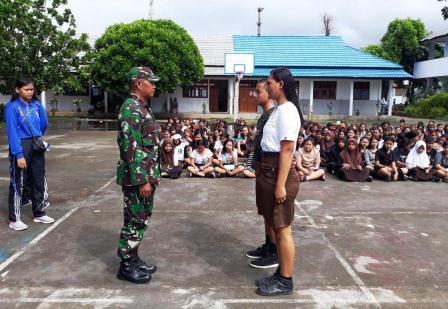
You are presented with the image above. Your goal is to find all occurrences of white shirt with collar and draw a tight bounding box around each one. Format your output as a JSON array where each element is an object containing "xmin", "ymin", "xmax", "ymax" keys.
[{"xmin": 261, "ymin": 101, "xmax": 301, "ymax": 152}]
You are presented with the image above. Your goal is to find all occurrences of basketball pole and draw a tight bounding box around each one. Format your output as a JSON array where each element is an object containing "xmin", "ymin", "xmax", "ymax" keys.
[{"xmin": 233, "ymin": 73, "xmax": 243, "ymax": 122}]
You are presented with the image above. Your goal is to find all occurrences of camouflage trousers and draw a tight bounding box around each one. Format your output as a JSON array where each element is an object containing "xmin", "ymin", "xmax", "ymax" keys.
[{"xmin": 118, "ymin": 185, "xmax": 155, "ymax": 261}]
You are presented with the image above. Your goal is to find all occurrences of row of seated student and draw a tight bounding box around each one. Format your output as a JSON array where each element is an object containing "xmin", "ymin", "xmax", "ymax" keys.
[
  {"xmin": 296, "ymin": 119, "xmax": 448, "ymax": 183},
  {"xmin": 157, "ymin": 118, "xmax": 448, "ymax": 183}
]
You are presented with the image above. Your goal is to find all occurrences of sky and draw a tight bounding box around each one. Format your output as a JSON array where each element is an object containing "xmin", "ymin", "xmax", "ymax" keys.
[{"xmin": 68, "ymin": 0, "xmax": 447, "ymax": 48}]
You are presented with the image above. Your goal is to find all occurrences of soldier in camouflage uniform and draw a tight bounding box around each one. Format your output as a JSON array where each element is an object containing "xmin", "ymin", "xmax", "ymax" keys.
[{"xmin": 116, "ymin": 67, "xmax": 161, "ymax": 284}]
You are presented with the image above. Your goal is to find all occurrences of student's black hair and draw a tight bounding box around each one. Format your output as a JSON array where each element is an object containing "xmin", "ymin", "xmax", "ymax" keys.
[
  {"xmin": 197, "ymin": 140, "xmax": 209, "ymax": 148},
  {"xmin": 270, "ymin": 67, "xmax": 304, "ymax": 125},
  {"xmin": 304, "ymin": 137, "xmax": 316, "ymax": 146},
  {"xmin": 443, "ymin": 141, "xmax": 448, "ymax": 148},
  {"xmin": 404, "ymin": 131, "xmax": 418, "ymax": 140},
  {"xmin": 257, "ymin": 78, "xmax": 268, "ymax": 89},
  {"xmin": 221, "ymin": 139, "xmax": 235, "ymax": 154},
  {"xmin": 424, "ymin": 136, "xmax": 433, "ymax": 144},
  {"xmin": 382, "ymin": 136, "xmax": 395, "ymax": 148},
  {"xmin": 11, "ymin": 77, "xmax": 38, "ymax": 101},
  {"xmin": 397, "ymin": 137, "xmax": 410, "ymax": 149},
  {"xmin": 368, "ymin": 138, "xmax": 379, "ymax": 149}
]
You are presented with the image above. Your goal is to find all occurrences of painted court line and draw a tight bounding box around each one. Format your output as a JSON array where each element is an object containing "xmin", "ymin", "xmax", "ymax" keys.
[
  {"xmin": 0, "ymin": 207, "xmax": 79, "ymax": 273},
  {"xmin": 95, "ymin": 176, "xmax": 117, "ymax": 193},
  {"xmin": 295, "ymin": 200, "xmax": 381, "ymax": 308},
  {"xmin": 0, "ymin": 176, "xmax": 117, "ymax": 274},
  {"xmin": 0, "ymin": 298, "xmax": 133, "ymax": 304}
]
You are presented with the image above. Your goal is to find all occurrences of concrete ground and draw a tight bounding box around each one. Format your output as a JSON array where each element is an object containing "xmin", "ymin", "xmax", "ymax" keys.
[{"xmin": 1, "ymin": 127, "xmax": 448, "ymax": 308}]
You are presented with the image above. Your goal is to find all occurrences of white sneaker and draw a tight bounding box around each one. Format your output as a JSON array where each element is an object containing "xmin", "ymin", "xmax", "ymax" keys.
[
  {"xmin": 33, "ymin": 215, "xmax": 55, "ymax": 224},
  {"xmin": 9, "ymin": 220, "xmax": 28, "ymax": 231}
]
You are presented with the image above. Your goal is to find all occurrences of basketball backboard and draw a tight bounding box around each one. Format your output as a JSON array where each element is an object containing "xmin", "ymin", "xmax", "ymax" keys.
[{"xmin": 224, "ymin": 53, "xmax": 254, "ymax": 75}]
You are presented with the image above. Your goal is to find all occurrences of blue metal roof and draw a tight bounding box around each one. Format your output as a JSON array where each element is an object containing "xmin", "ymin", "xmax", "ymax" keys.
[
  {"xmin": 232, "ymin": 35, "xmax": 412, "ymax": 79},
  {"xmin": 252, "ymin": 67, "xmax": 412, "ymax": 79}
]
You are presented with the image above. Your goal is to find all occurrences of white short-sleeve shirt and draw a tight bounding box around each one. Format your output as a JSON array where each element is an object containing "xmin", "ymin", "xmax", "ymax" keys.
[
  {"xmin": 192, "ymin": 148, "xmax": 213, "ymax": 165},
  {"xmin": 261, "ymin": 101, "xmax": 301, "ymax": 152}
]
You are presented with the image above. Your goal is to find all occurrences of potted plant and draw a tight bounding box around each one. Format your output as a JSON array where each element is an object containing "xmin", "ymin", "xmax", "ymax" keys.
[
  {"xmin": 72, "ymin": 98, "xmax": 83, "ymax": 113},
  {"xmin": 50, "ymin": 98, "xmax": 59, "ymax": 117}
]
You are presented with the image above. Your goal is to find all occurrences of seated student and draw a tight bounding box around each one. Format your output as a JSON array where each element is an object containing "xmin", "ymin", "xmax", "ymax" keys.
[
  {"xmin": 393, "ymin": 138, "xmax": 410, "ymax": 180},
  {"xmin": 364, "ymin": 138, "xmax": 379, "ymax": 173},
  {"xmin": 327, "ymin": 137, "xmax": 346, "ymax": 175},
  {"xmin": 374, "ymin": 136, "xmax": 400, "ymax": 181},
  {"xmin": 187, "ymin": 130, "xmax": 204, "ymax": 159},
  {"xmin": 424, "ymin": 137, "xmax": 438, "ymax": 166},
  {"xmin": 236, "ymin": 126, "xmax": 251, "ymax": 157},
  {"xmin": 214, "ymin": 140, "xmax": 240, "ymax": 177},
  {"xmin": 434, "ymin": 141, "xmax": 448, "ymax": 183},
  {"xmin": 320, "ymin": 131, "xmax": 335, "ymax": 167},
  {"xmin": 160, "ymin": 139, "xmax": 183, "ymax": 179},
  {"xmin": 296, "ymin": 134, "xmax": 306, "ymax": 151},
  {"xmin": 233, "ymin": 151, "xmax": 256, "ymax": 178},
  {"xmin": 406, "ymin": 140, "xmax": 437, "ymax": 181},
  {"xmin": 187, "ymin": 140, "xmax": 215, "ymax": 178},
  {"xmin": 359, "ymin": 137, "xmax": 370, "ymax": 159},
  {"xmin": 295, "ymin": 137, "xmax": 326, "ymax": 181},
  {"xmin": 172, "ymin": 134, "xmax": 188, "ymax": 168},
  {"xmin": 339, "ymin": 139, "xmax": 372, "ymax": 182}
]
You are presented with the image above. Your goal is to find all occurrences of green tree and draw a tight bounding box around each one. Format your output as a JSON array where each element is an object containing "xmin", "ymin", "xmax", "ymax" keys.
[
  {"xmin": 0, "ymin": 0, "xmax": 90, "ymax": 95},
  {"xmin": 89, "ymin": 19, "xmax": 204, "ymax": 99},
  {"xmin": 362, "ymin": 44, "xmax": 390, "ymax": 60},
  {"xmin": 439, "ymin": 0, "xmax": 448, "ymax": 19},
  {"xmin": 362, "ymin": 18, "xmax": 428, "ymax": 74}
]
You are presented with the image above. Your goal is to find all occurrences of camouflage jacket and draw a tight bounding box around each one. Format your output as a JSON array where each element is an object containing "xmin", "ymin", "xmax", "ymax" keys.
[{"xmin": 117, "ymin": 95, "xmax": 161, "ymax": 186}]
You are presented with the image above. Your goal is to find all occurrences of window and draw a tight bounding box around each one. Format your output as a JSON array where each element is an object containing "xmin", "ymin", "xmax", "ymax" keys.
[
  {"xmin": 314, "ymin": 81, "xmax": 336, "ymax": 100},
  {"xmin": 183, "ymin": 83, "xmax": 208, "ymax": 98},
  {"xmin": 353, "ymin": 82, "xmax": 370, "ymax": 100}
]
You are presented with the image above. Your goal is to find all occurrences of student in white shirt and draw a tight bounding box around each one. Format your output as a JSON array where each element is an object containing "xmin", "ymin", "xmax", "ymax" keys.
[
  {"xmin": 214, "ymin": 140, "xmax": 239, "ymax": 177},
  {"xmin": 254, "ymin": 67, "xmax": 303, "ymax": 296},
  {"xmin": 187, "ymin": 140, "xmax": 215, "ymax": 177}
]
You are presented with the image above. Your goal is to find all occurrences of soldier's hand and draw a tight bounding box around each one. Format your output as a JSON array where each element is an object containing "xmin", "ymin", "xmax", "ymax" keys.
[{"xmin": 139, "ymin": 183, "xmax": 153, "ymax": 199}]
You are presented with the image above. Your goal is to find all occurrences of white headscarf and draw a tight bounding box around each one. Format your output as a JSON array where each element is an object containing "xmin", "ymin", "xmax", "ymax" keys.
[{"xmin": 406, "ymin": 140, "xmax": 430, "ymax": 169}]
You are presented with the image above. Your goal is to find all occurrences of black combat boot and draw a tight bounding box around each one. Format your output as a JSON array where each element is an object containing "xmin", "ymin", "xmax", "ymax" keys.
[
  {"xmin": 117, "ymin": 259, "xmax": 151, "ymax": 284},
  {"xmin": 134, "ymin": 256, "xmax": 157, "ymax": 274}
]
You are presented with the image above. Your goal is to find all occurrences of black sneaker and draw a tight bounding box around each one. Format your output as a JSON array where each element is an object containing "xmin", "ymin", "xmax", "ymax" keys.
[
  {"xmin": 249, "ymin": 253, "xmax": 278, "ymax": 269},
  {"xmin": 255, "ymin": 269, "xmax": 279, "ymax": 287},
  {"xmin": 256, "ymin": 273, "xmax": 293, "ymax": 296},
  {"xmin": 246, "ymin": 243, "xmax": 268, "ymax": 259}
]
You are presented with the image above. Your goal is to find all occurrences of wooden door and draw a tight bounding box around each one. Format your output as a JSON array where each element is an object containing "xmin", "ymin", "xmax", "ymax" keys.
[
  {"xmin": 239, "ymin": 86, "xmax": 257, "ymax": 113},
  {"xmin": 209, "ymin": 87, "xmax": 219, "ymax": 112}
]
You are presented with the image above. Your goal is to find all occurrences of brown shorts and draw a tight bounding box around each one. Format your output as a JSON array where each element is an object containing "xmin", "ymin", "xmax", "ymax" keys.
[{"xmin": 255, "ymin": 155, "xmax": 300, "ymax": 229}]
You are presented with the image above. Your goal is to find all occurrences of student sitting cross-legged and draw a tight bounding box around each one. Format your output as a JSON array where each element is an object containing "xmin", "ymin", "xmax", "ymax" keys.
[
  {"xmin": 434, "ymin": 141, "xmax": 448, "ymax": 183},
  {"xmin": 214, "ymin": 139, "xmax": 240, "ymax": 177},
  {"xmin": 339, "ymin": 138, "xmax": 372, "ymax": 182},
  {"xmin": 406, "ymin": 140, "xmax": 438, "ymax": 181},
  {"xmin": 364, "ymin": 138, "xmax": 379, "ymax": 173},
  {"xmin": 326, "ymin": 137, "xmax": 346, "ymax": 175},
  {"xmin": 160, "ymin": 139, "xmax": 183, "ymax": 179},
  {"xmin": 295, "ymin": 137, "xmax": 325, "ymax": 181},
  {"xmin": 374, "ymin": 136, "xmax": 400, "ymax": 181},
  {"xmin": 187, "ymin": 140, "xmax": 215, "ymax": 178}
]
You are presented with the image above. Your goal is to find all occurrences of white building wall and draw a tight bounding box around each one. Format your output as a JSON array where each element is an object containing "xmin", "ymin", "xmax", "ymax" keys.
[
  {"xmin": 0, "ymin": 91, "xmax": 90, "ymax": 112},
  {"xmin": 298, "ymin": 79, "xmax": 380, "ymax": 116}
]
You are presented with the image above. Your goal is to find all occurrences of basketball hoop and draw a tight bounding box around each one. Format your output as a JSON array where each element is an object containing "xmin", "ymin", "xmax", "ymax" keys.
[
  {"xmin": 224, "ymin": 53, "xmax": 254, "ymax": 121},
  {"xmin": 235, "ymin": 71, "xmax": 244, "ymax": 82}
]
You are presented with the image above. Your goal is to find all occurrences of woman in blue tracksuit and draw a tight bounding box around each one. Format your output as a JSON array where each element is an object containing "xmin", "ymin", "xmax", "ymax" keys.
[{"xmin": 5, "ymin": 77, "xmax": 54, "ymax": 231}]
